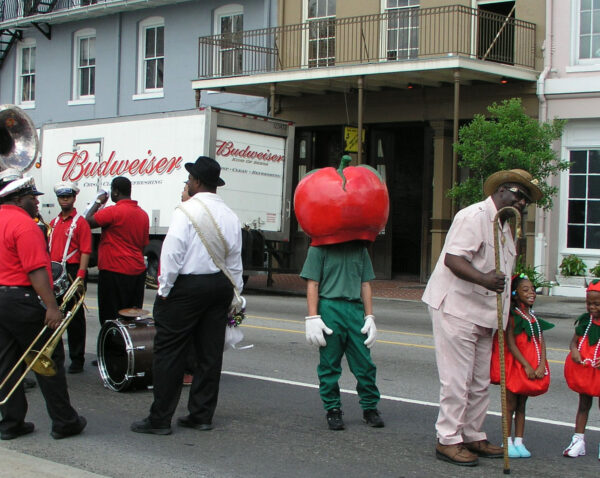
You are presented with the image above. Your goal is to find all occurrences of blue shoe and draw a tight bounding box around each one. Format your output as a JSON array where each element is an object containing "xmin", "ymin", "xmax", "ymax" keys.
[
  {"xmin": 508, "ymin": 443, "xmax": 520, "ymax": 458},
  {"xmin": 515, "ymin": 443, "xmax": 531, "ymax": 458}
]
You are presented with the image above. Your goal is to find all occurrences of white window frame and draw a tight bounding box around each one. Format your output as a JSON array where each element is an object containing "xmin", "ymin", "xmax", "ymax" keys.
[
  {"xmin": 569, "ymin": 0, "xmax": 600, "ymax": 70},
  {"xmin": 558, "ymin": 120, "xmax": 600, "ymax": 263},
  {"xmin": 379, "ymin": 0, "xmax": 420, "ymax": 62},
  {"xmin": 69, "ymin": 28, "xmax": 96, "ymax": 105},
  {"xmin": 302, "ymin": 0, "xmax": 336, "ymax": 68},
  {"xmin": 213, "ymin": 4, "xmax": 244, "ymax": 76},
  {"xmin": 134, "ymin": 16, "xmax": 165, "ymax": 100},
  {"xmin": 14, "ymin": 38, "xmax": 36, "ymax": 109},
  {"xmin": 560, "ymin": 147, "xmax": 600, "ymax": 253}
]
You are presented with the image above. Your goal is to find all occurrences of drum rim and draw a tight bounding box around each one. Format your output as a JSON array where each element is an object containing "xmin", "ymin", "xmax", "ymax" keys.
[{"xmin": 96, "ymin": 319, "xmax": 136, "ymax": 392}]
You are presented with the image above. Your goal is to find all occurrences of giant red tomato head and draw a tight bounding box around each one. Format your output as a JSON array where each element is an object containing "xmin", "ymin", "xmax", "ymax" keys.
[{"xmin": 294, "ymin": 155, "xmax": 389, "ymax": 246}]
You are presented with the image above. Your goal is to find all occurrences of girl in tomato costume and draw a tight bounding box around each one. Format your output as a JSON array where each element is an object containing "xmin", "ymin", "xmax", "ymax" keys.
[
  {"xmin": 491, "ymin": 274, "xmax": 554, "ymax": 458},
  {"xmin": 295, "ymin": 156, "xmax": 389, "ymax": 431},
  {"xmin": 562, "ymin": 279, "xmax": 600, "ymax": 459}
]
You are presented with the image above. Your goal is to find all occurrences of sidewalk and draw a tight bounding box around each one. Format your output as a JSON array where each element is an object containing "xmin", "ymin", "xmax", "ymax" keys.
[{"xmin": 245, "ymin": 273, "xmax": 584, "ymax": 319}]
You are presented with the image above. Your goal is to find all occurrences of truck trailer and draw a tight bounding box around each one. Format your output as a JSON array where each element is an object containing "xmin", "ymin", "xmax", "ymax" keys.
[{"xmin": 33, "ymin": 107, "xmax": 295, "ymax": 285}]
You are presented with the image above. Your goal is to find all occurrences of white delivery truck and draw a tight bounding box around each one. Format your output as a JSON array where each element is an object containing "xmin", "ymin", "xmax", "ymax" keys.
[{"xmin": 33, "ymin": 107, "xmax": 295, "ymax": 284}]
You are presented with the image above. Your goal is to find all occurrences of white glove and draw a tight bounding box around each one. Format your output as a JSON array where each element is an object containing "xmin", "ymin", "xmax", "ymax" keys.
[
  {"xmin": 305, "ymin": 315, "xmax": 333, "ymax": 347},
  {"xmin": 361, "ymin": 315, "xmax": 377, "ymax": 349}
]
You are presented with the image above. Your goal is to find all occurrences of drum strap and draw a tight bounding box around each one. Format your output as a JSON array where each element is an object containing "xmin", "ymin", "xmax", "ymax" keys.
[
  {"xmin": 177, "ymin": 199, "xmax": 242, "ymax": 305},
  {"xmin": 49, "ymin": 214, "xmax": 81, "ymax": 266}
]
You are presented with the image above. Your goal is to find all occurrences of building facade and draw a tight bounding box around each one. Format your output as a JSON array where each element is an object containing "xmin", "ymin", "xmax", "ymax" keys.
[
  {"xmin": 193, "ymin": 0, "xmax": 546, "ymax": 280},
  {"xmin": 0, "ymin": 0, "xmax": 271, "ymax": 126},
  {"xmin": 537, "ymin": 0, "xmax": 600, "ymax": 296}
]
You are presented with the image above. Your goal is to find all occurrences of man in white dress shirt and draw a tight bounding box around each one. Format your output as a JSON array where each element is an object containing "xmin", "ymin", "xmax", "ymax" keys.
[{"xmin": 131, "ymin": 156, "xmax": 243, "ymax": 435}]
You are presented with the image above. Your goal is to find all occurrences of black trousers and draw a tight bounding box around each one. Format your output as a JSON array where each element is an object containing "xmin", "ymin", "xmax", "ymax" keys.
[
  {"xmin": 97, "ymin": 269, "xmax": 146, "ymax": 325},
  {"xmin": 59, "ymin": 263, "xmax": 87, "ymax": 366},
  {"xmin": 0, "ymin": 287, "xmax": 80, "ymax": 434},
  {"xmin": 149, "ymin": 272, "xmax": 233, "ymax": 427}
]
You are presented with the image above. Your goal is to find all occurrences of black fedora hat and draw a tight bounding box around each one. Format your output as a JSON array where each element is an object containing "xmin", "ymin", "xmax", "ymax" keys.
[{"xmin": 185, "ymin": 156, "xmax": 225, "ymax": 187}]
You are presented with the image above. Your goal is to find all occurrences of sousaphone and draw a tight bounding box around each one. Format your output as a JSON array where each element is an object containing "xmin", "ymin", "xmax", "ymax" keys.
[{"xmin": 0, "ymin": 104, "xmax": 39, "ymax": 173}]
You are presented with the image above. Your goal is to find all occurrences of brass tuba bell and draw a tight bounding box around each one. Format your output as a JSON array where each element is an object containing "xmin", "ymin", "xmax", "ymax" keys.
[{"xmin": 0, "ymin": 104, "xmax": 39, "ymax": 173}]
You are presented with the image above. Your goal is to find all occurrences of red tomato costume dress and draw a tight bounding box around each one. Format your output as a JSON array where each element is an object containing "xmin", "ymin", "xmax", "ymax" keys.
[
  {"xmin": 564, "ymin": 313, "xmax": 600, "ymax": 397},
  {"xmin": 491, "ymin": 308, "xmax": 554, "ymax": 396}
]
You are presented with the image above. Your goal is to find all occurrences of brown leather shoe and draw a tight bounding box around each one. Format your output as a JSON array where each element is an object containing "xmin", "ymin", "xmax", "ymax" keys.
[
  {"xmin": 464, "ymin": 439, "xmax": 504, "ymax": 458},
  {"xmin": 436, "ymin": 442, "xmax": 479, "ymax": 466}
]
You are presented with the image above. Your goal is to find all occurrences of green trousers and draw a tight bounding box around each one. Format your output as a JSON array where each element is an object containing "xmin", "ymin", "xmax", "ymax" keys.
[{"xmin": 317, "ymin": 298, "xmax": 380, "ymax": 411}]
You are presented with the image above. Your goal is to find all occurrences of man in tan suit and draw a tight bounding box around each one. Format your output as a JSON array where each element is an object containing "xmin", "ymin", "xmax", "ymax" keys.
[{"xmin": 422, "ymin": 169, "xmax": 542, "ymax": 467}]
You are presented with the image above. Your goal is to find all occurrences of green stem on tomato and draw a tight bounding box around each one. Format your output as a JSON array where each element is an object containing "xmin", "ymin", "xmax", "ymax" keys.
[{"xmin": 337, "ymin": 155, "xmax": 352, "ymax": 191}]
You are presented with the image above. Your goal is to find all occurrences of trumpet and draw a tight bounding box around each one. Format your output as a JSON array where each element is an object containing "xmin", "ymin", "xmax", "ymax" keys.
[{"xmin": 0, "ymin": 277, "xmax": 86, "ymax": 405}]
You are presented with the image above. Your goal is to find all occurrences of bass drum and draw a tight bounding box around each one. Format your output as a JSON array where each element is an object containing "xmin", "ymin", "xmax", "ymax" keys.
[{"xmin": 97, "ymin": 318, "xmax": 155, "ymax": 392}]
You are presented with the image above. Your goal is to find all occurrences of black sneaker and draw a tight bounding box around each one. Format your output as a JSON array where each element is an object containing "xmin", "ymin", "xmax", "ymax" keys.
[
  {"xmin": 68, "ymin": 363, "xmax": 84, "ymax": 374},
  {"xmin": 1, "ymin": 422, "xmax": 34, "ymax": 440},
  {"xmin": 51, "ymin": 416, "xmax": 87, "ymax": 440},
  {"xmin": 326, "ymin": 408, "xmax": 345, "ymax": 430},
  {"xmin": 363, "ymin": 409, "xmax": 384, "ymax": 428},
  {"xmin": 130, "ymin": 417, "xmax": 172, "ymax": 436}
]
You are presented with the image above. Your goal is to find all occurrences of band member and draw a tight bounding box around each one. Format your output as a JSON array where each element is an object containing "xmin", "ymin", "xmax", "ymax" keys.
[
  {"xmin": 49, "ymin": 182, "xmax": 92, "ymax": 374},
  {"xmin": 131, "ymin": 156, "xmax": 243, "ymax": 435},
  {"xmin": 85, "ymin": 176, "xmax": 149, "ymax": 326},
  {"xmin": 0, "ymin": 176, "xmax": 86, "ymax": 440},
  {"xmin": 422, "ymin": 169, "xmax": 542, "ymax": 466}
]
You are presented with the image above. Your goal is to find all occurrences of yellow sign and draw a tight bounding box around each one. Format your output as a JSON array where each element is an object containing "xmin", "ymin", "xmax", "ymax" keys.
[{"xmin": 344, "ymin": 126, "xmax": 365, "ymax": 153}]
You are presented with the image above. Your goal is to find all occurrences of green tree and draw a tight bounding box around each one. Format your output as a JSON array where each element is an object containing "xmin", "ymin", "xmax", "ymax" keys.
[{"xmin": 449, "ymin": 98, "xmax": 568, "ymax": 210}]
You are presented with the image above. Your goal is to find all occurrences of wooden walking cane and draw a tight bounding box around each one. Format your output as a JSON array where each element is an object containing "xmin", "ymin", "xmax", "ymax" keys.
[{"xmin": 493, "ymin": 206, "xmax": 521, "ymax": 475}]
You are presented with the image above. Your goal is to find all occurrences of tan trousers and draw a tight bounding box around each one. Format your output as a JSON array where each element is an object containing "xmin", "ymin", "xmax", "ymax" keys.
[{"xmin": 430, "ymin": 306, "xmax": 493, "ymax": 445}]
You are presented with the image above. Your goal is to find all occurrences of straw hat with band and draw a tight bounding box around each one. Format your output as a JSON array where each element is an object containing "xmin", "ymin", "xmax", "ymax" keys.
[{"xmin": 483, "ymin": 169, "xmax": 542, "ymax": 202}]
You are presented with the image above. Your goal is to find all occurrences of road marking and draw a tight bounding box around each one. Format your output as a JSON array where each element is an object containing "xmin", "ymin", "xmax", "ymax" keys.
[
  {"xmin": 241, "ymin": 324, "xmax": 435, "ymax": 349},
  {"xmin": 222, "ymin": 370, "xmax": 600, "ymax": 432}
]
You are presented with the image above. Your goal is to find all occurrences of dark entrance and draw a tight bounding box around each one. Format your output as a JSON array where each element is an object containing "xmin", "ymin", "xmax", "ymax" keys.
[
  {"xmin": 291, "ymin": 124, "xmax": 427, "ymax": 280},
  {"xmin": 369, "ymin": 124, "xmax": 425, "ymax": 279}
]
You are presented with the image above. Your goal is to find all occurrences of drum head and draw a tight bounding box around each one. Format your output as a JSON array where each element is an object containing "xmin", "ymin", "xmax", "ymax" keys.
[
  {"xmin": 51, "ymin": 262, "xmax": 63, "ymax": 280},
  {"xmin": 51, "ymin": 261, "xmax": 69, "ymax": 297}
]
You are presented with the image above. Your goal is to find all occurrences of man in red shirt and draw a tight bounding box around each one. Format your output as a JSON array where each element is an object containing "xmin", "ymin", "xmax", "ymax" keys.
[
  {"xmin": 49, "ymin": 182, "xmax": 92, "ymax": 374},
  {"xmin": 85, "ymin": 176, "xmax": 149, "ymax": 325},
  {"xmin": 0, "ymin": 176, "xmax": 86, "ymax": 440}
]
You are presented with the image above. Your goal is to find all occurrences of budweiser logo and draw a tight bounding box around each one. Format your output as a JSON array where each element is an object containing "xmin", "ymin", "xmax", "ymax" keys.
[
  {"xmin": 57, "ymin": 150, "xmax": 182, "ymax": 182},
  {"xmin": 216, "ymin": 140, "xmax": 284, "ymax": 163}
]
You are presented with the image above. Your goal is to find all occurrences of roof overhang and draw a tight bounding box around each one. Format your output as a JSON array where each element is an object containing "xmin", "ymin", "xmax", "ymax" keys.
[
  {"xmin": 191, "ymin": 55, "xmax": 539, "ymax": 98},
  {"xmin": 0, "ymin": 0, "xmax": 192, "ymax": 29}
]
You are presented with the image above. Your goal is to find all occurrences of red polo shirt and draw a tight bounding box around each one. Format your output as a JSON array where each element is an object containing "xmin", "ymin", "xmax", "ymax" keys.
[
  {"xmin": 49, "ymin": 208, "xmax": 92, "ymax": 265},
  {"xmin": 94, "ymin": 199, "xmax": 149, "ymax": 274},
  {"xmin": 0, "ymin": 205, "xmax": 52, "ymax": 286}
]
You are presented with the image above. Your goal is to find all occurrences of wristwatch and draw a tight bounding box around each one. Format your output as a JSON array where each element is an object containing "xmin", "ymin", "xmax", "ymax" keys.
[{"xmin": 95, "ymin": 199, "xmax": 103, "ymax": 204}]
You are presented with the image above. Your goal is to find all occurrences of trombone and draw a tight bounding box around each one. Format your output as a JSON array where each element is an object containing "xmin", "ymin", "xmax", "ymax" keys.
[{"xmin": 0, "ymin": 277, "xmax": 86, "ymax": 405}]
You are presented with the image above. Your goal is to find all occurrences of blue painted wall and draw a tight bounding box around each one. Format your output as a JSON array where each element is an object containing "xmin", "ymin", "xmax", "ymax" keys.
[{"xmin": 0, "ymin": 0, "xmax": 273, "ymax": 127}]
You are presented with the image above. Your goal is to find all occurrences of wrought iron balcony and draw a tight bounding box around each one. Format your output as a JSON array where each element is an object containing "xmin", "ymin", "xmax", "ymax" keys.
[{"xmin": 198, "ymin": 4, "xmax": 536, "ymax": 80}]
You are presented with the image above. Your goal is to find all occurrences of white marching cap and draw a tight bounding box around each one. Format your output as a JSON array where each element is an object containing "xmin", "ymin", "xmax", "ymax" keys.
[
  {"xmin": 54, "ymin": 181, "xmax": 80, "ymax": 196},
  {"xmin": 0, "ymin": 176, "xmax": 43, "ymax": 199}
]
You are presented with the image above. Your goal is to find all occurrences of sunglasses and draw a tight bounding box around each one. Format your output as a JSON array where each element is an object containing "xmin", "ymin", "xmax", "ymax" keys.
[{"xmin": 507, "ymin": 187, "xmax": 531, "ymax": 205}]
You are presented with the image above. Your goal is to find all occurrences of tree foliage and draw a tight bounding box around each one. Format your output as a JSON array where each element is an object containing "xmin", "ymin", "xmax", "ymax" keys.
[{"xmin": 449, "ymin": 98, "xmax": 568, "ymax": 210}]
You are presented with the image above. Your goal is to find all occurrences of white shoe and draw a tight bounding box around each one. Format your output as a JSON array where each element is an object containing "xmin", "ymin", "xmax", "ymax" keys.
[{"xmin": 563, "ymin": 435, "xmax": 585, "ymax": 457}]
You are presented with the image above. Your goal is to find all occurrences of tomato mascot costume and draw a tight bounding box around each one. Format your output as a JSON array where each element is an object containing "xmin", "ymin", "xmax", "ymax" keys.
[{"xmin": 296, "ymin": 155, "xmax": 389, "ymax": 430}]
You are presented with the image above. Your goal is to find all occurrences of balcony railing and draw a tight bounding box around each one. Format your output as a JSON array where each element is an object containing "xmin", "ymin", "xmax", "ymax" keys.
[
  {"xmin": 198, "ymin": 4, "xmax": 536, "ymax": 80},
  {"xmin": 0, "ymin": 0, "xmax": 118, "ymax": 21}
]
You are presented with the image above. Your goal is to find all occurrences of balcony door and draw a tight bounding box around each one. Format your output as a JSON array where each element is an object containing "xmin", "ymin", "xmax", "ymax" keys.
[
  {"xmin": 477, "ymin": 0, "xmax": 515, "ymax": 65},
  {"xmin": 214, "ymin": 5, "xmax": 243, "ymax": 76}
]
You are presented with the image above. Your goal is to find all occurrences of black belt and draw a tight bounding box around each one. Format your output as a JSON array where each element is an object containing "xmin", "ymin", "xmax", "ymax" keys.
[{"xmin": 0, "ymin": 285, "xmax": 34, "ymax": 291}]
